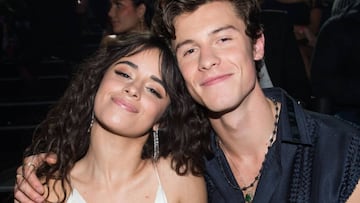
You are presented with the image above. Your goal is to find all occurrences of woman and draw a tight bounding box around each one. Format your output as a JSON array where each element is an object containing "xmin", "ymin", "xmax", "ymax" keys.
[
  {"xmin": 107, "ymin": 0, "xmax": 154, "ymax": 34},
  {"xmin": 14, "ymin": 32, "xmax": 208, "ymax": 203},
  {"xmin": 101, "ymin": 0, "xmax": 155, "ymax": 47}
]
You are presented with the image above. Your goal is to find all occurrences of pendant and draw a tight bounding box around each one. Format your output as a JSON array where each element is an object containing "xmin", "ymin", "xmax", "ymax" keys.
[{"xmin": 244, "ymin": 193, "xmax": 253, "ymax": 203}]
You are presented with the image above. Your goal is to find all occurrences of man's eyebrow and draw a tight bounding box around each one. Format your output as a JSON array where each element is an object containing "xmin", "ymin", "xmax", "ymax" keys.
[
  {"xmin": 175, "ymin": 39, "xmax": 194, "ymax": 53},
  {"xmin": 212, "ymin": 25, "xmax": 239, "ymax": 35},
  {"xmin": 115, "ymin": 60, "xmax": 138, "ymax": 69},
  {"xmin": 175, "ymin": 25, "xmax": 239, "ymax": 52}
]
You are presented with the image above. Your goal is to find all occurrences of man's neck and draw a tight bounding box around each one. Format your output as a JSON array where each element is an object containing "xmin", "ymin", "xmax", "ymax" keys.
[{"xmin": 210, "ymin": 89, "xmax": 278, "ymax": 158}]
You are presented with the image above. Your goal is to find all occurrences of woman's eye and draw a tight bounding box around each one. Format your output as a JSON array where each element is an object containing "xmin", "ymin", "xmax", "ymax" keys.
[
  {"xmin": 115, "ymin": 71, "xmax": 131, "ymax": 79},
  {"xmin": 113, "ymin": 1, "xmax": 122, "ymax": 8},
  {"xmin": 148, "ymin": 88, "xmax": 162, "ymax": 98}
]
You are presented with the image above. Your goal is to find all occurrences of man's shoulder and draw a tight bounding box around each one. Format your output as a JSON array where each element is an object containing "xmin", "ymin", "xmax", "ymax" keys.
[
  {"xmin": 281, "ymin": 90, "xmax": 360, "ymax": 143},
  {"xmin": 302, "ymin": 110, "xmax": 360, "ymax": 200},
  {"xmin": 306, "ymin": 109, "xmax": 360, "ymax": 134},
  {"xmin": 300, "ymin": 109, "xmax": 360, "ymax": 158}
]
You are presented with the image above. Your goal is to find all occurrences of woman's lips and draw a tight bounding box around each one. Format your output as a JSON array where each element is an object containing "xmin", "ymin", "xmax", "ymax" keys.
[{"xmin": 112, "ymin": 97, "xmax": 138, "ymax": 113}]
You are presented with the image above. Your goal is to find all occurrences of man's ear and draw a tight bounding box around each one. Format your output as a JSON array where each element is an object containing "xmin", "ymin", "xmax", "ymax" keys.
[{"xmin": 253, "ymin": 33, "xmax": 265, "ymax": 60}]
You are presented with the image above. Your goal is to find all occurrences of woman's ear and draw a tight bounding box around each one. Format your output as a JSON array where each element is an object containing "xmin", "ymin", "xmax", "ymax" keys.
[
  {"xmin": 253, "ymin": 33, "xmax": 265, "ymax": 60},
  {"xmin": 152, "ymin": 123, "xmax": 159, "ymax": 132},
  {"xmin": 136, "ymin": 3, "xmax": 146, "ymax": 19}
]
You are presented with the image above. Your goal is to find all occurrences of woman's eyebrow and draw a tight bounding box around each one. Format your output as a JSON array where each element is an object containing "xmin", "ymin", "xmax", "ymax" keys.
[
  {"xmin": 115, "ymin": 60, "xmax": 165, "ymax": 88},
  {"xmin": 151, "ymin": 75, "xmax": 165, "ymax": 88},
  {"xmin": 115, "ymin": 60, "xmax": 138, "ymax": 69}
]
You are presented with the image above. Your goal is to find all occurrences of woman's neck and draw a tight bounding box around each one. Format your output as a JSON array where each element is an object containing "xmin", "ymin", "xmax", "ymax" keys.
[{"xmin": 71, "ymin": 126, "xmax": 150, "ymax": 185}]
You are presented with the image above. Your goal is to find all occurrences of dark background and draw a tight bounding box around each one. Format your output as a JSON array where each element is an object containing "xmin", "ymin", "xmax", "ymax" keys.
[{"xmin": 0, "ymin": 0, "xmax": 108, "ymax": 201}]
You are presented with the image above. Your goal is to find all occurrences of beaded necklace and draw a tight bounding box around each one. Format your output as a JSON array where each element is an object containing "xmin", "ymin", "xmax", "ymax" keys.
[{"xmin": 219, "ymin": 100, "xmax": 280, "ymax": 203}]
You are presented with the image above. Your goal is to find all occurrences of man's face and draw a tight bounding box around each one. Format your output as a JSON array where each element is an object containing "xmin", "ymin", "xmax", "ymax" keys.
[{"xmin": 172, "ymin": 1, "xmax": 264, "ymax": 113}]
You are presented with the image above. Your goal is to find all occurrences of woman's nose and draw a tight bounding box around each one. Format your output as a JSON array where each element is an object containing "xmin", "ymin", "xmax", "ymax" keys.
[{"xmin": 123, "ymin": 83, "xmax": 140, "ymax": 99}]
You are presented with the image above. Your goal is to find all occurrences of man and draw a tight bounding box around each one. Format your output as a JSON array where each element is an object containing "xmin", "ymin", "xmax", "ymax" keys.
[{"xmin": 14, "ymin": 0, "xmax": 360, "ymax": 202}]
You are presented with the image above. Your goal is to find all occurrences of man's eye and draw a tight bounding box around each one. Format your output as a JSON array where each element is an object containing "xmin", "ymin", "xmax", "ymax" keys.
[
  {"xmin": 184, "ymin": 48, "xmax": 195, "ymax": 56},
  {"xmin": 115, "ymin": 71, "xmax": 131, "ymax": 79},
  {"xmin": 220, "ymin": 37, "xmax": 232, "ymax": 43}
]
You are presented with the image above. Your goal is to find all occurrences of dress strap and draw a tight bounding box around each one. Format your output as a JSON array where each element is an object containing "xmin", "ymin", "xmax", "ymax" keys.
[
  {"xmin": 67, "ymin": 188, "xmax": 87, "ymax": 203},
  {"xmin": 153, "ymin": 163, "xmax": 162, "ymax": 186},
  {"xmin": 153, "ymin": 163, "xmax": 168, "ymax": 203}
]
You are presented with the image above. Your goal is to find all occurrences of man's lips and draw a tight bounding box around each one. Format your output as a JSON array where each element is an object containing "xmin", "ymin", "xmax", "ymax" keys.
[
  {"xmin": 200, "ymin": 74, "xmax": 232, "ymax": 86},
  {"xmin": 112, "ymin": 97, "xmax": 138, "ymax": 113}
]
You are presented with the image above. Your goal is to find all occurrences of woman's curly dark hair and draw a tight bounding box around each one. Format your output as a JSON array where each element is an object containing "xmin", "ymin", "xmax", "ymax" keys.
[
  {"xmin": 23, "ymin": 32, "xmax": 211, "ymax": 202},
  {"xmin": 152, "ymin": 0, "xmax": 264, "ymax": 72}
]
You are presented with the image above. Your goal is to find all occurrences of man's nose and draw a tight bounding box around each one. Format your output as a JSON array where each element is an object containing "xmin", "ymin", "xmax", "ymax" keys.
[{"xmin": 199, "ymin": 48, "xmax": 220, "ymax": 70}]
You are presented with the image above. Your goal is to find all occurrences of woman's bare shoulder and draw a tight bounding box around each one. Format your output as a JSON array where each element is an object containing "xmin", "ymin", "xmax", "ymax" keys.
[
  {"xmin": 156, "ymin": 157, "xmax": 207, "ymax": 203},
  {"xmin": 41, "ymin": 177, "xmax": 71, "ymax": 202}
]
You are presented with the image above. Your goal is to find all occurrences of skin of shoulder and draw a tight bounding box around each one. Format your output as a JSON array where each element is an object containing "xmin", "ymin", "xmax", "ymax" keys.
[
  {"xmin": 347, "ymin": 180, "xmax": 360, "ymax": 203},
  {"xmin": 39, "ymin": 157, "xmax": 207, "ymax": 203},
  {"xmin": 41, "ymin": 177, "xmax": 71, "ymax": 203},
  {"xmin": 156, "ymin": 157, "xmax": 207, "ymax": 203}
]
